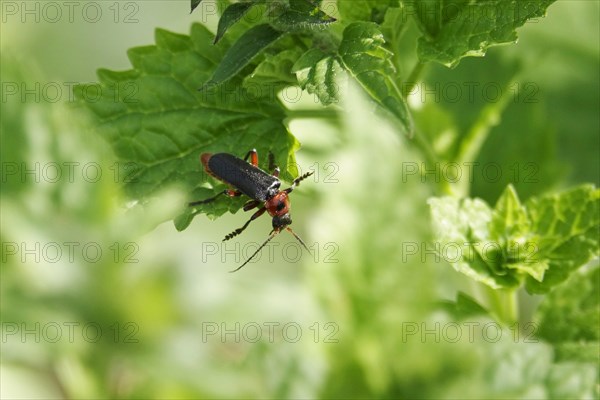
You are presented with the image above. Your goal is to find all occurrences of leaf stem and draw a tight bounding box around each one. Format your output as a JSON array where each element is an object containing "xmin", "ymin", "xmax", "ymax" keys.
[
  {"xmin": 449, "ymin": 79, "xmax": 517, "ymax": 197},
  {"xmin": 402, "ymin": 61, "xmax": 426, "ymax": 97},
  {"xmin": 456, "ymin": 98, "xmax": 511, "ymax": 166},
  {"xmin": 484, "ymin": 286, "xmax": 519, "ymax": 325},
  {"xmin": 456, "ymin": 77, "xmax": 519, "ymax": 166}
]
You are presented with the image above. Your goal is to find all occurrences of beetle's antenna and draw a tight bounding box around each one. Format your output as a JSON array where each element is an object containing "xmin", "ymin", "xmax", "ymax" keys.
[
  {"xmin": 286, "ymin": 227, "xmax": 310, "ymax": 253},
  {"xmin": 229, "ymin": 230, "xmax": 279, "ymax": 273},
  {"xmin": 284, "ymin": 171, "xmax": 314, "ymax": 193}
]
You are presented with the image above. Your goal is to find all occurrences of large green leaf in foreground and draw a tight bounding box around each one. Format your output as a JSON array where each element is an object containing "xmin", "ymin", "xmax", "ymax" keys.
[
  {"xmin": 429, "ymin": 185, "xmax": 599, "ymax": 292},
  {"xmin": 74, "ymin": 24, "xmax": 299, "ymax": 230},
  {"xmin": 414, "ymin": 0, "xmax": 557, "ymax": 67}
]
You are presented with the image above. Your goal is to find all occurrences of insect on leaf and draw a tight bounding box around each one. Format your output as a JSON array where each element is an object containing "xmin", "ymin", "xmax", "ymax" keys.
[{"xmin": 74, "ymin": 24, "xmax": 300, "ymax": 231}]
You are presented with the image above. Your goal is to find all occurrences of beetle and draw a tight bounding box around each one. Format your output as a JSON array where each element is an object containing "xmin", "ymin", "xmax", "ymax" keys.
[{"xmin": 189, "ymin": 149, "xmax": 313, "ymax": 272}]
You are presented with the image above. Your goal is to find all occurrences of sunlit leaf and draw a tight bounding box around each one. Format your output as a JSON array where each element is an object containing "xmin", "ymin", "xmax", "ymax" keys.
[
  {"xmin": 339, "ymin": 22, "xmax": 413, "ymax": 136},
  {"xmin": 414, "ymin": 0, "xmax": 557, "ymax": 67},
  {"xmin": 525, "ymin": 185, "xmax": 600, "ymax": 293},
  {"xmin": 292, "ymin": 49, "xmax": 343, "ymax": 106},
  {"xmin": 429, "ymin": 185, "xmax": 600, "ymax": 291}
]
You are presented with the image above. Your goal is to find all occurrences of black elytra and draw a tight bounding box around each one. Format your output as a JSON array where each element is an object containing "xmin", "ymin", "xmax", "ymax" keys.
[{"xmin": 189, "ymin": 149, "xmax": 314, "ymax": 272}]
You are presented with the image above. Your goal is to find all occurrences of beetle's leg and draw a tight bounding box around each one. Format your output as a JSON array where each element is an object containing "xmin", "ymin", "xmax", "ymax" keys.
[
  {"xmin": 268, "ymin": 152, "xmax": 280, "ymax": 178},
  {"xmin": 188, "ymin": 189, "xmax": 241, "ymax": 206},
  {"xmin": 223, "ymin": 207, "xmax": 267, "ymax": 241},
  {"xmin": 243, "ymin": 149, "xmax": 259, "ymax": 167},
  {"xmin": 243, "ymin": 200, "xmax": 260, "ymax": 211},
  {"xmin": 284, "ymin": 171, "xmax": 314, "ymax": 194}
]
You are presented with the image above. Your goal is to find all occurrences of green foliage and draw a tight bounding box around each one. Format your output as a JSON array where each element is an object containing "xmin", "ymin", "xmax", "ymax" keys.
[
  {"xmin": 291, "ymin": 22, "xmax": 413, "ymax": 134},
  {"xmin": 213, "ymin": 2, "xmax": 257, "ymax": 44},
  {"xmin": 338, "ymin": 0, "xmax": 399, "ymax": 24},
  {"xmin": 429, "ymin": 185, "xmax": 600, "ymax": 292},
  {"xmin": 339, "ymin": 22, "xmax": 413, "ymax": 136},
  {"xmin": 273, "ymin": 0, "xmax": 337, "ymax": 31},
  {"xmin": 413, "ymin": 0, "xmax": 557, "ymax": 67},
  {"xmin": 6, "ymin": 0, "xmax": 600, "ymax": 398},
  {"xmin": 75, "ymin": 0, "xmax": 595, "ymax": 318},
  {"xmin": 74, "ymin": 25, "xmax": 299, "ymax": 230},
  {"xmin": 244, "ymin": 48, "xmax": 304, "ymax": 97},
  {"xmin": 76, "ymin": 0, "xmax": 595, "ymax": 308},
  {"xmin": 292, "ymin": 48, "xmax": 343, "ymax": 105},
  {"xmin": 206, "ymin": 23, "xmax": 284, "ymax": 86},
  {"xmin": 1, "ymin": 67, "xmax": 185, "ymax": 396},
  {"xmin": 79, "ymin": 0, "xmax": 561, "ymax": 228},
  {"xmin": 536, "ymin": 266, "xmax": 600, "ymax": 362},
  {"xmin": 438, "ymin": 291, "xmax": 489, "ymax": 320},
  {"xmin": 524, "ymin": 185, "xmax": 600, "ymax": 293}
]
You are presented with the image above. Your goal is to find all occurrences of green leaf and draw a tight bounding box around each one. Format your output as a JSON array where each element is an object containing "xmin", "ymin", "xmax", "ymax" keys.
[
  {"xmin": 204, "ymin": 23, "xmax": 284, "ymax": 87},
  {"xmin": 380, "ymin": 5, "xmax": 411, "ymax": 48},
  {"xmin": 289, "ymin": 0, "xmax": 315, "ymax": 11},
  {"xmin": 213, "ymin": 2, "xmax": 257, "ymax": 44},
  {"xmin": 429, "ymin": 184, "xmax": 600, "ymax": 290},
  {"xmin": 525, "ymin": 185, "xmax": 600, "ymax": 293},
  {"xmin": 287, "ymin": 23, "xmax": 413, "ymax": 135},
  {"xmin": 74, "ymin": 24, "xmax": 300, "ymax": 229},
  {"xmin": 414, "ymin": 0, "xmax": 557, "ymax": 67},
  {"xmin": 490, "ymin": 185, "xmax": 529, "ymax": 240},
  {"xmin": 439, "ymin": 291, "xmax": 489, "ymax": 320},
  {"xmin": 338, "ymin": 0, "xmax": 399, "ymax": 24},
  {"xmin": 191, "ymin": 0, "xmax": 202, "ymax": 13},
  {"xmin": 489, "ymin": 186, "xmax": 549, "ymax": 281},
  {"xmin": 243, "ymin": 49, "xmax": 303, "ymax": 98},
  {"xmin": 429, "ymin": 195, "xmax": 520, "ymax": 289},
  {"xmin": 536, "ymin": 265, "xmax": 599, "ymax": 363},
  {"xmin": 293, "ymin": 48, "xmax": 328, "ymax": 88},
  {"xmin": 339, "ymin": 22, "xmax": 413, "ymax": 136},
  {"xmin": 273, "ymin": 0, "xmax": 336, "ymax": 32},
  {"xmin": 411, "ymin": 0, "xmax": 469, "ymax": 38},
  {"xmin": 292, "ymin": 49, "xmax": 343, "ymax": 106}
]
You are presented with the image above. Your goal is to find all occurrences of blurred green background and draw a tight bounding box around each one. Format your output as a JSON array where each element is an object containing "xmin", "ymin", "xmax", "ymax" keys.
[{"xmin": 1, "ymin": 1, "xmax": 598, "ymax": 399}]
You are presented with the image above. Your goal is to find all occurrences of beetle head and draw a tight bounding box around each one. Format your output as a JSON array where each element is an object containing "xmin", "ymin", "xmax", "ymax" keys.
[{"xmin": 272, "ymin": 213, "xmax": 292, "ymax": 230}]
